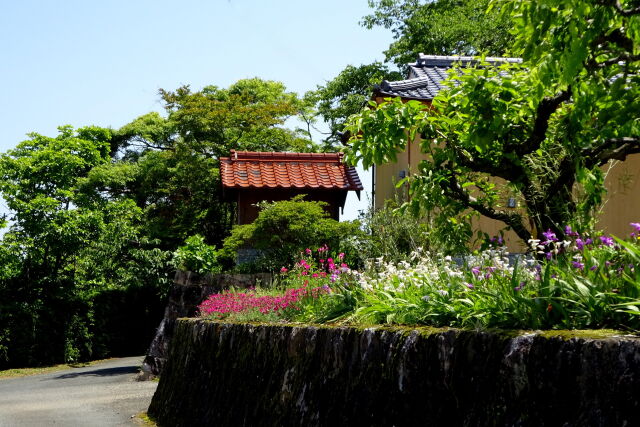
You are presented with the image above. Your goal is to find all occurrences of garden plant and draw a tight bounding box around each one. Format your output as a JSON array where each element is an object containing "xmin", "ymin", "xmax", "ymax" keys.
[{"xmin": 199, "ymin": 224, "xmax": 640, "ymax": 331}]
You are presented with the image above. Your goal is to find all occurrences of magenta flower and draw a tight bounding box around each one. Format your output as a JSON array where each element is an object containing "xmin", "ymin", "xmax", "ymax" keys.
[
  {"xmin": 280, "ymin": 267, "xmax": 288, "ymax": 273},
  {"xmin": 305, "ymin": 248, "xmax": 312, "ymax": 255},
  {"xmin": 338, "ymin": 252, "xmax": 345, "ymax": 259},
  {"xmin": 465, "ymin": 282, "xmax": 474, "ymax": 289}
]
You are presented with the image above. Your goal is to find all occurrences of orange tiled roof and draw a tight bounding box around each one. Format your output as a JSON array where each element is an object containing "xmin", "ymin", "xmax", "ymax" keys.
[{"xmin": 220, "ymin": 150, "xmax": 363, "ymax": 191}]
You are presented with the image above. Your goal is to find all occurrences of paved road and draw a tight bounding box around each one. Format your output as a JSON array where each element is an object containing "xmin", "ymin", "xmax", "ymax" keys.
[{"xmin": 0, "ymin": 356, "xmax": 158, "ymax": 427}]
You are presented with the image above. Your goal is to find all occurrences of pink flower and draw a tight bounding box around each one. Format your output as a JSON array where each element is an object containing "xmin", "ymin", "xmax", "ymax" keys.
[
  {"xmin": 280, "ymin": 267, "xmax": 288, "ymax": 273},
  {"xmin": 338, "ymin": 252, "xmax": 345, "ymax": 259},
  {"xmin": 305, "ymin": 248, "xmax": 312, "ymax": 255}
]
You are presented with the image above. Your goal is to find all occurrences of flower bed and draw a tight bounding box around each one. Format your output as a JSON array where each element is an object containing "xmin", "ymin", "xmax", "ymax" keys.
[{"xmin": 198, "ymin": 224, "xmax": 640, "ymax": 331}]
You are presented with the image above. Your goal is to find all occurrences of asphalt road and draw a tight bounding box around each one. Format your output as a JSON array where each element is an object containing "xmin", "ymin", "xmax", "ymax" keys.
[{"xmin": 0, "ymin": 356, "xmax": 158, "ymax": 427}]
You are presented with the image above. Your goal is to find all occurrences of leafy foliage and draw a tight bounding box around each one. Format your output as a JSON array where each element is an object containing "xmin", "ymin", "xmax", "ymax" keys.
[
  {"xmin": 357, "ymin": 198, "xmax": 471, "ymax": 260},
  {"xmin": 362, "ymin": 0, "xmax": 514, "ymax": 66},
  {"xmin": 346, "ymin": 0, "xmax": 640, "ymax": 245},
  {"xmin": 305, "ymin": 63, "xmax": 402, "ymax": 146},
  {"xmin": 220, "ymin": 197, "xmax": 364, "ymax": 272},
  {"xmin": 0, "ymin": 128, "xmax": 172, "ymax": 368},
  {"xmin": 352, "ymin": 226, "xmax": 640, "ymax": 330},
  {"xmin": 172, "ymin": 235, "xmax": 221, "ymax": 274},
  {"xmin": 0, "ymin": 78, "xmax": 315, "ymax": 368}
]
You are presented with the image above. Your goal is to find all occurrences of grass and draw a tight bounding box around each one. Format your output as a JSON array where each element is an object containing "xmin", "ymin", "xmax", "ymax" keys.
[
  {"xmin": 134, "ymin": 412, "xmax": 157, "ymax": 426},
  {"xmin": 0, "ymin": 358, "xmax": 114, "ymax": 380}
]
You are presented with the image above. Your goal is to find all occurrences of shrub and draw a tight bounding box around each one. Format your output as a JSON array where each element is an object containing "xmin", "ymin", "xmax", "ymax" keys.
[
  {"xmin": 219, "ymin": 196, "xmax": 364, "ymax": 272},
  {"xmin": 358, "ymin": 199, "xmax": 434, "ymax": 263},
  {"xmin": 172, "ymin": 234, "xmax": 221, "ymax": 274}
]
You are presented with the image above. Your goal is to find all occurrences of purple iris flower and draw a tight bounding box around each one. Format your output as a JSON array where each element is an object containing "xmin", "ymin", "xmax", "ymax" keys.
[
  {"xmin": 600, "ymin": 236, "xmax": 614, "ymax": 247},
  {"xmin": 542, "ymin": 229, "xmax": 558, "ymax": 243}
]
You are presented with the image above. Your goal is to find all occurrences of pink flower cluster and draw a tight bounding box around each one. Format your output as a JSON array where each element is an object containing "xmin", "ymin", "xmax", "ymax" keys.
[
  {"xmin": 198, "ymin": 285, "xmax": 330, "ymax": 318},
  {"xmin": 290, "ymin": 247, "xmax": 350, "ymax": 283}
]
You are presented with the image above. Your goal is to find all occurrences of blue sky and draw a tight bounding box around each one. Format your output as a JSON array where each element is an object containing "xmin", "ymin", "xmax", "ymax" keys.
[{"xmin": 0, "ymin": 0, "xmax": 395, "ymax": 220}]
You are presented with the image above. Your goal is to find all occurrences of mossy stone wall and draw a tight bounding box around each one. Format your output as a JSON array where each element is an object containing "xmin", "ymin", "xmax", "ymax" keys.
[
  {"xmin": 140, "ymin": 271, "xmax": 271, "ymax": 377},
  {"xmin": 149, "ymin": 319, "xmax": 640, "ymax": 426}
]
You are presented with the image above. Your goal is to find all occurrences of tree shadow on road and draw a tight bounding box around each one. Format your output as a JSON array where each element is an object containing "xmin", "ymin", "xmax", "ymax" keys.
[{"xmin": 53, "ymin": 366, "xmax": 140, "ymax": 379}]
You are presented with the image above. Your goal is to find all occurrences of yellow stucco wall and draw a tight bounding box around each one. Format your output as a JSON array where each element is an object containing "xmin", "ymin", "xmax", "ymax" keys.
[
  {"xmin": 596, "ymin": 154, "xmax": 640, "ymax": 238},
  {"xmin": 374, "ymin": 145, "xmax": 640, "ymax": 251}
]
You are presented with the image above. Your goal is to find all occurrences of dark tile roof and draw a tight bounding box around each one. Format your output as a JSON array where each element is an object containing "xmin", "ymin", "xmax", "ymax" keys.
[
  {"xmin": 375, "ymin": 54, "xmax": 522, "ymax": 101},
  {"xmin": 220, "ymin": 150, "xmax": 363, "ymax": 192}
]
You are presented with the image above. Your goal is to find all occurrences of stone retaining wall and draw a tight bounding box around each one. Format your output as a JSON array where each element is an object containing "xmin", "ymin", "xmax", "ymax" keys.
[
  {"xmin": 148, "ymin": 319, "xmax": 640, "ymax": 426},
  {"xmin": 140, "ymin": 272, "xmax": 271, "ymax": 377}
]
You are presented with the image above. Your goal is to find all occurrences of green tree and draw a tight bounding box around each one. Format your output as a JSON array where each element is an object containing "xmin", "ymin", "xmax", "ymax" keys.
[
  {"xmin": 0, "ymin": 127, "xmax": 171, "ymax": 368},
  {"xmin": 308, "ymin": 0, "xmax": 513, "ymax": 146},
  {"xmin": 345, "ymin": 0, "xmax": 640, "ymax": 245},
  {"xmin": 362, "ymin": 0, "xmax": 514, "ymax": 66},
  {"xmin": 83, "ymin": 79, "xmax": 317, "ymax": 248},
  {"xmin": 306, "ymin": 63, "xmax": 402, "ymax": 146}
]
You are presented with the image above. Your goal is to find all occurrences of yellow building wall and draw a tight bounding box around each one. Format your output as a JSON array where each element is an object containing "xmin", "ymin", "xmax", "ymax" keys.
[
  {"xmin": 596, "ymin": 153, "xmax": 640, "ymax": 238},
  {"xmin": 375, "ymin": 144, "xmax": 640, "ymax": 251}
]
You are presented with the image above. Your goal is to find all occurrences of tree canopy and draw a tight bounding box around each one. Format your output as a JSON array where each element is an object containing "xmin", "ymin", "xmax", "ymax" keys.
[
  {"xmin": 0, "ymin": 78, "xmax": 316, "ymax": 368},
  {"xmin": 345, "ymin": 0, "xmax": 640, "ymax": 245},
  {"xmin": 310, "ymin": 0, "xmax": 513, "ymax": 145},
  {"xmin": 362, "ymin": 0, "xmax": 514, "ymax": 66},
  {"xmin": 82, "ymin": 78, "xmax": 316, "ymax": 248}
]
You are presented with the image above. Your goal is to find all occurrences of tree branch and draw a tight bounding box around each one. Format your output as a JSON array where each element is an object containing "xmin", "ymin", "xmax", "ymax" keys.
[
  {"xmin": 585, "ymin": 137, "xmax": 640, "ymax": 167},
  {"xmin": 613, "ymin": 0, "xmax": 640, "ymax": 16},
  {"xmin": 586, "ymin": 53, "xmax": 640, "ymax": 69},
  {"xmin": 440, "ymin": 163, "xmax": 532, "ymax": 243},
  {"xmin": 598, "ymin": 0, "xmax": 640, "ymax": 16},
  {"xmin": 450, "ymin": 143, "xmax": 524, "ymax": 184},
  {"xmin": 517, "ymin": 87, "xmax": 572, "ymax": 156}
]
